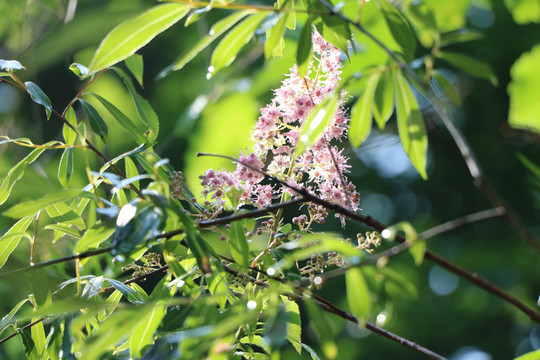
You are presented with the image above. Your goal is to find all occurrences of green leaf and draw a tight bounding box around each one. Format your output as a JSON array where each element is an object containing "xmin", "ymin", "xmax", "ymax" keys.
[
  {"xmin": 440, "ymin": 29, "xmax": 482, "ymax": 47},
  {"xmin": 349, "ymin": 74, "xmax": 379, "ymax": 147},
  {"xmin": 44, "ymin": 224, "xmax": 81, "ymax": 239},
  {"xmin": 388, "ymin": 221, "xmax": 424, "ymax": 265},
  {"xmin": 46, "ymin": 202, "xmax": 86, "ymax": 230},
  {"xmin": 0, "ymin": 59, "xmax": 25, "ymax": 71},
  {"xmin": 79, "ymin": 99, "xmax": 108, "ymax": 141},
  {"xmin": 87, "ymin": 92, "xmax": 147, "ymax": 143},
  {"xmin": 129, "ymin": 302, "xmax": 166, "ymax": 358},
  {"xmin": 206, "ymin": 265, "xmax": 229, "ymax": 309},
  {"xmin": 295, "ymin": 93, "xmax": 340, "ymax": 157},
  {"xmin": 74, "ymin": 223, "xmax": 115, "ymax": 253},
  {"xmin": 320, "ymin": 17, "xmax": 352, "ymax": 57},
  {"xmin": 281, "ymin": 295, "xmax": 301, "ymax": 354},
  {"xmin": 345, "ymin": 267, "xmax": 371, "ymax": 326},
  {"xmin": 125, "ymin": 54, "xmax": 144, "ymax": 87},
  {"xmin": 159, "ymin": 11, "xmax": 251, "ymax": 77},
  {"xmin": 0, "ymin": 147, "xmax": 48, "ymax": 206},
  {"xmin": 63, "ymin": 107, "xmax": 77, "ymax": 145},
  {"xmin": 395, "ymin": 71, "xmax": 428, "ymax": 179},
  {"xmin": 125, "ymin": 156, "xmax": 140, "ymax": 189},
  {"xmin": 508, "ymin": 44, "xmax": 540, "ymax": 135},
  {"xmin": 209, "ymin": 12, "xmax": 268, "ymax": 77},
  {"xmin": 296, "ymin": 16, "xmax": 314, "ymax": 77},
  {"xmin": 505, "ymin": 0, "xmax": 540, "ymax": 25},
  {"xmin": 0, "ymin": 218, "xmax": 33, "ymax": 269},
  {"xmin": 431, "ymin": 71, "xmax": 461, "ymax": 106},
  {"xmin": 0, "ymin": 299, "xmax": 30, "ymax": 336},
  {"xmin": 58, "ymin": 147, "xmax": 74, "ymax": 188},
  {"xmin": 375, "ymin": 0, "xmax": 416, "ymax": 61},
  {"xmin": 107, "ymin": 279, "xmax": 145, "ymax": 304},
  {"xmin": 404, "ymin": 1, "xmax": 439, "ymax": 48},
  {"xmin": 25, "ymin": 81, "xmax": 52, "ymax": 120},
  {"xmin": 265, "ymin": 12, "xmax": 289, "ymax": 59},
  {"xmin": 230, "ymin": 220, "xmax": 250, "ymax": 267},
  {"xmin": 88, "ymin": 3, "xmax": 190, "ymax": 74},
  {"xmin": 69, "ymin": 63, "xmax": 89, "ymax": 77},
  {"xmin": 304, "ymin": 298, "xmax": 338, "ymax": 359},
  {"xmin": 19, "ymin": 328, "xmax": 39, "ymax": 360},
  {"xmin": 373, "ymin": 68, "xmax": 395, "ymax": 128},
  {"xmin": 3, "ymin": 190, "xmax": 94, "ymax": 219},
  {"xmin": 514, "ymin": 349, "xmax": 540, "ymax": 360},
  {"xmin": 31, "ymin": 316, "xmax": 47, "ymax": 358},
  {"xmin": 436, "ymin": 51, "xmax": 498, "ymax": 86}
]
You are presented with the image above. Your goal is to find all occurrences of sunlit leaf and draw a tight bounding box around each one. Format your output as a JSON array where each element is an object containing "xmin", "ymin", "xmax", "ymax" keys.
[
  {"xmin": 69, "ymin": 63, "xmax": 89, "ymax": 77},
  {"xmin": 0, "ymin": 218, "xmax": 33, "ymax": 269},
  {"xmin": 4, "ymin": 190, "xmax": 94, "ymax": 219},
  {"xmin": 265, "ymin": 11, "xmax": 289, "ymax": 59},
  {"xmin": 107, "ymin": 279, "xmax": 145, "ymax": 304},
  {"xmin": 125, "ymin": 54, "xmax": 144, "ymax": 87},
  {"xmin": 129, "ymin": 302, "xmax": 166, "ymax": 358},
  {"xmin": 349, "ymin": 74, "xmax": 379, "ymax": 147},
  {"xmin": 431, "ymin": 71, "xmax": 461, "ymax": 106},
  {"xmin": 0, "ymin": 146, "xmax": 49, "ymax": 206},
  {"xmin": 88, "ymin": 4, "xmax": 190, "ymax": 74},
  {"xmin": 320, "ymin": 16, "xmax": 352, "ymax": 57},
  {"xmin": 514, "ymin": 348, "xmax": 540, "ymax": 360},
  {"xmin": 209, "ymin": 12, "xmax": 268, "ymax": 77},
  {"xmin": 0, "ymin": 299, "xmax": 30, "ymax": 336},
  {"xmin": 296, "ymin": 16, "xmax": 314, "ymax": 77},
  {"xmin": 230, "ymin": 220, "xmax": 250, "ymax": 267},
  {"xmin": 436, "ymin": 51, "xmax": 498, "ymax": 86},
  {"xmin": 405, "ymin": 1, "xmax": 439, "ymax": 48},
  {"xmin": 25, "ymin": 81, "xmax": 52, "ymax": 119},
  {"xmin": 295, "ymin": 93, "xmax": 340, "ymax": 157},
  {"xmin": 373, "ymin": 67, "xmax": 395, "ymax": 128},
  {"xmin": 0, "ymin": 59, "xmax": 25, "ymax": 71},
  {"xmin": 281, "ymin": 295, "xmax": 301, "ymax": 354},
  {"xmin": 395, "ymin": 71, "xmax": 428, "ymax": 179},
  {"xmin": 508, "ymin": 44, "xmax": 540, "ymax": 135},
  {"xmin": 74, "ymin": 223, "xmax": 115, "ymax": 253},
  {"xmin": 58, "ymin": 147, "xmax": 74, "ymax": 188},
  {"xmin": 159, "ymin": 11, "xmax": 251, "ymax": 77},
  {"xmin": 345, "ymin": 267, "xmax": 371, "ymax": 326},
  {"xmin": 304, "ymin": 298, "xmax": 338, "ymax": 359},
  {"xmin": 79, "ymin": 99, "xmax": 108, "ymax": 141},
  {"xmin": 505, "ymin": 0, "xmax": 540, "ymax": 24},
  {"xmin": 19, "ymin": 328, "xmax": 39, "ymax": 360},
  {"xmin": 375, "ymin": 0, "xmax": 416, "ymax": 61},
  {"xmin": 63, "ymin": 107, "xmax": 77, "ymax": 145}
]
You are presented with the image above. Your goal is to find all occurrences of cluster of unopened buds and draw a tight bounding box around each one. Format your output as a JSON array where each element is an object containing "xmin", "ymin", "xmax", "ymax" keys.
[
  {"xmin": 356, "ymin": 231, "xmax": 382, "ymax": 255},
  {"xmin": 122, "ymin": 253, "xmax": 163, "ymax": 278}
]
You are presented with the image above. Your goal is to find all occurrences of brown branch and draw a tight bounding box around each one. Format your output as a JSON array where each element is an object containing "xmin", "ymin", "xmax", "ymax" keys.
[
  {"xmin": 198, "ymin": 153, "xmax": 540, "ymax": 322},
  {"xmin": 100, "ymin": 265, "xmax": 170, "ymax": 294},
  {"xmin": 61, "ymin": 69, "xmax": 106, "ymax": 117},
  {"xmin": 0, "ymin": 317, "xmax": 46, "ymax": 346}
]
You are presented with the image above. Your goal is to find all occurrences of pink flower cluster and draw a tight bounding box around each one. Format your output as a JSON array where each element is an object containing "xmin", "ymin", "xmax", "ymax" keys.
[{"xmin": 199, "ymin": 30, "xmax": 360, "ymax": 224}]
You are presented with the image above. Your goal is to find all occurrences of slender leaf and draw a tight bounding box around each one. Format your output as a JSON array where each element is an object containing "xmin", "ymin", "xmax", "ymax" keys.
[
  {"xmin": 3, "ymin": 189, "xmax": 94, "ymax": 219},
  {"xmin": 440, "ymin": 29, "xmax": 482, "ymax": 47},
  {"xmin": 69, "ymin": 63, "xmax": 89, "ymax": 77},
  {"xmin": 281, "ymin": 295, "xmax": 301, "ymax": 354},
  {"xmin": 20, "ymin": 328, "xmax": 39, "ymax": 360},
  {"xmin": 437, "ymin": 51, "xmax": 498, "ymax": 86},
  {"xmin": 87, "ymin": 93, "xmax": 147, "ymax": 143},
  {"xmin": 405, "ymin": 1, "xmax": 439, "ymax": 48},
  {"xmin": 373, "ymin": 68, "xmax": 395, "ymax": 128},
  {"xmin": 0, "ymin": 59, "xmax": 25, "ymax": 71},
  {"xmin": 58, "ymin": 147, "xmax": 74, "ymax": 188},
  {"xmin": 375, "ymin": 0, "xmax": 416, "ymax": 60},
  {"xmin": 230, "ymin": 220, "xmax": 250, "ymax": 267},
  {"xmin": 265, "ymin": 12, "xmax": 289, "ymax": 59},
  {"xmin": 431, "ymin": 71, "xmax": 461, "ymax": 106},
  {"xmin": 0, "ymin": 218, "xmax": 33, "ymax": 269},
  {"xmin": 209, "ymin": 12, "xmax": 268, "ymax": 77},
  {"xmin": 129, "ymin": 303, "xmax": 166, "ymax": 358},
  {"xmin": 304, "ymin": 298, "xmax": 338, "ymax": 359},
  {"xmin": 345, "ymin": 267, "xmax": 371, "ymax": 326},
  {"xmin": 295, "ymin": 93, "xmax": 340, "ymax": 157},
  {"xmin": 349, "ymin": 74, "xmax": 379, "ymax": 147},
  {"xmin": 159, "ymin": 11, "xmax": 251, "ymax": 77},
  {"xmin": 79, "ymin": 99, "xmax": 108, "ymax": 141},
  {"xmin": 296, "ymin": 16, "xmax": 314, "ymax": 77},
  {"xmin": 44, "ymin": 224, "xmax": 81, "ymax": 239},
  {"xmin": 63, "ymin": 107, "xmax": 77, "ymax": 145},
  {"xmin": 395, "ymin": 71, "xmax": 428, "ymax": 179},
  {"xmin": 107, "ymin": 279, "xmax": 145, "ymax": 304},
  {"xmin": 25, "ymin": 81, "xmax": 52, "ymax": 119},
  {"xmin": 0, "ymin": 299, "xmax": 30, "ymax": 336},
  {"xmin": 125, "ymin": 54, "xmax": 144, "ymax": 87},
  {"xmin": 0, "ymin": 147, "xmax": 48, "ymax": 206},
  {"xmin": 514, "ymin": 349, "xmax": 540, "ymax": 360},
  {"xmin": 320, "ymin": 17, "xmax": 352, "ymax": 57},
  {"xmin": 88, "ymin": 4, "xmax": 190, "ymax": 74}
]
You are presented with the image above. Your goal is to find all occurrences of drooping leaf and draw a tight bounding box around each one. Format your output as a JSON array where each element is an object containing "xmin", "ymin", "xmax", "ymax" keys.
[
  {"xmin": 436, "ymin": 51, "xmax": 498, "ymax": 86},
  {"xmin": 69, "ymin": 63, "xmax": 89, "ymax": 78},
  {"xmin": 3, "ymin": 189, "xmax": 94, "ymax": 219},
  {"xmin": 44, "ymin": 224, "xmax": 81, "ymax": 239},
  {"xmin": 58, "ymin": 147, "xmax": 74, "ymax": 188},
  {"xmin": 265, "ymin": 11, "xmax": 289, "ymax": 59},
  {"xmin": 46, "ymin": 202, "xmax": 86, "ymax": 230},
  {"xmin": 320, "ymin": 16, "xmax": 352, "ymax": 57},
  {"xmin": 439, "ymin": 29, "xmax": 482, "ymax": 47},
  {"xmin": 79, "ymin": 99, "xmax": 108, "ymax": 141},
  {"xmin": 296, "ymin": 16, "xmax": 314, "ymax": 77},
  {"xmin": 159, "ymin": 10, "xmax": 251, "ymax": 77},
  {"xmin": 295, "ymin": 93, "xmax": 340, "ymax": 157},
  {"xmin": 63, "ymin": 107, "xmax": 78, "ymax": 145},
  {"xmin": 86, "ymin": 92, "xmax": 147, "ymax": 143},
  {"xmin": 431, "ymin": 71, "xmax": 461, "ymax": 106},
  {"xmin": 81, "ymin": 276, "xmax": 104, "ymax": 299},
  {"xmin": 508, "ymin": 44, "xmax": 540, "ymax": 135},
  {"xmin": 388, "ymin": 221, "xmax": 424, "ymax": 265},
  {"xmin": 0, "ymin": 147, "xmax": 49, "ymax": 206},
  {"xmin": 125, "ymin": 54, "xmax": 144, "ymax": 87},
  {"xmin": 209, "ymin": 12, "xmax": 268, "ymax": 77},
  {"xmin": 281, "ymin": 295, "xmax": 301, "ymax": 354},
  {"xmin": 106, "ymin": 279, "xmax": 145, "ymax": 304},
  {"xmin": 345, "ymin": 267, "xmax": 371, "ymax": 326},
  {"xmin": 0, "ymin": 218, "xmax": 33, "ymax": 269},
  {"xmin": 25, "ymin": 81, "xmax": 52, "ymax": 119},
  {"xmin": 349, "ymin": 74, "xmax": 379, "ymax": 147},
  {"xmin": 129, "ymin": 302, "xmax": 166, "ymax": 358},
  {"xmin": 304, "ymin": 298, "xmax": 338, "ymax": 359},
  {"xmin": 229, "ymin": 220, "xmax": 250, "ymax": 267},
  {"xmin": 74, "ymin": 223, "xmax": 115, "ymax": 253},
  {"xmin": 88, "ymin": 4, "xmax": 190, "ymax": 74},
  {"xmin": 404, "ymin": 0, "xmax": 439, "ymax": 48},
  {"xmin": 0, "ymin": 299, "xmax": 30, "ymax": 336},
  {"xmin": 125, "ymin": 156, "xmax": 140, "ymax": 189},
  {"xmin": 373, "ymin": 67, "xmax": 395, "ymax": 128},
  {"xmin": 375, "ymin": 0, "xmax": 416, "ymax": 61},
  {"xmin": 395, "ymin": 71, "xmax": 428, "ymax": 179},
  {"xmin": 19, "ymin": 328, "xmax": 39, "ymax": 360},
  {"xmin": 0, "ymin": 59, "xmax": 25, "ymax": 71},
  {"xmin": 206, "ymin": 265, "xmax": 229, "ymax": 309}
]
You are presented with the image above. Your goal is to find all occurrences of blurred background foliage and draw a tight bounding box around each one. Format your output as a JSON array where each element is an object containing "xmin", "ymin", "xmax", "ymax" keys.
[{"xmin": 0, "ymin": 0, "xmax": 539, "ymax": 359}]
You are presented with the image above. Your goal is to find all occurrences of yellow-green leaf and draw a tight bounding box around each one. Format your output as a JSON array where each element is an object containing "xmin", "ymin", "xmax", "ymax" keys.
[
  {"xmin": 345, "ymin": 267, "xmax": 371, "ymax": 327},
  {"xmin": 0, "ymin": 218, "xmax": 33, "ymax": 269},
  {"xmin": 373, "ymin": 68, "xmax": 395, "ymax": 128},
  {"xmin": 349, "ymin": 74, "xmax": 379, "ymax": 147},
  {"xmin": 129, "ymin": 303, "xmax": 166, "ymax": 358}
]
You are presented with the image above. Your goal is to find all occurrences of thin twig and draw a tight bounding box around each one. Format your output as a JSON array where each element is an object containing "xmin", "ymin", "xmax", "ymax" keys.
[
  {"xmin": 61, "ymin": 69, "xmax": 106, "ymax": 117},
  {"xmin": 0, "ymin": 318, "xmax": 46, "ymax": 346}
]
